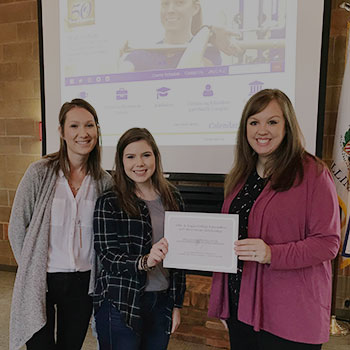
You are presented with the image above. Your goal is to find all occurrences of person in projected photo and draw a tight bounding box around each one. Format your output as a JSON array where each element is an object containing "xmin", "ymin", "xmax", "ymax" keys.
[
  {"xmin": 93, "ymin": 128, "xmax": 186, "ymax": 350},
  {"xmin": 119, "ymin": 0, "xmax": 243, "ymax": 72},
  {"xmin": 208, "ymin": 89, "xmax": 340, "ymax": 350},
  {"xmin": 8, "ymin": 99, "xmax": 113, "ymax": 350}
]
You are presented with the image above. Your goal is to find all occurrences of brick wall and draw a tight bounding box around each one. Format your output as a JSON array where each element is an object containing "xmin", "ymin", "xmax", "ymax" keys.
[
  {"xmin": 0, "ymin": 0, "xmax": 41, "ymax": 268},
  {"xmin": 0, "ymin": 2, "xmax": 348, "ymax": 272}
]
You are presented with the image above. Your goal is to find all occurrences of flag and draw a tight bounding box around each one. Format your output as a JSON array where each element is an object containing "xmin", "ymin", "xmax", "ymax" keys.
[{"xmin": 331, "ymin": 40, "xmax": 350, "ymax": 268}]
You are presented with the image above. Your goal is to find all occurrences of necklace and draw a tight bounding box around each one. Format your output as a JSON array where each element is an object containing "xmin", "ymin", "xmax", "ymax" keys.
[
  {"xmin": 68, "ymin": 170, "xmax": 86, "ymax": 196},
  {"xmin": 68, "ymin": 181, "xmax": 81, "ymax": 196}
]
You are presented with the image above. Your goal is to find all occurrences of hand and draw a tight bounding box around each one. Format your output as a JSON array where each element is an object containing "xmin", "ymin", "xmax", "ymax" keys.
[
  {"xmin": 220, "ymin": 319, "xmax": 228, "ymax": 330},
  {"xmin": 171, "ymin": 308, "xmax": 181, "ymax": 333},
  {"xmin": 210, "ymin": 26, "xmax": 245, "ymax": 56},
  {"xmin": 234, "ymin": 238, "xmax": 271, "ymax": 264},
  {"xmin": 147, "ymin": 237, "xmax": 168, "ymax": 268}
]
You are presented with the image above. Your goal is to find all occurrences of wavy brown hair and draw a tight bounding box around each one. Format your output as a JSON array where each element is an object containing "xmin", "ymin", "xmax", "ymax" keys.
[
  {"xmin": 191, "ymin": 0, "xmax": 203, "ymax": 35},
  {"xmin": 113, "ymin": 128, "xmax": 179, "ymax": 216},
  {"xmin": 44, "ymin": 98, "xmax": 103, "ymax": 180},
  {"xmin": 225, "ymin": 89, "xmax": 321, "ymax": 197}
]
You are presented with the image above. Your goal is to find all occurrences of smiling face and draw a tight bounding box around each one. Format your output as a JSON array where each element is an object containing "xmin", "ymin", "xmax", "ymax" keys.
[
  {"xmin": 160, "ymin": 0, "xmax": 199, "ymax": 41},
  {"xmin": 123, "ymin": 139, "xmax": 156, "ymax": 188},
  {"xmin": 61, "ymin": 107, "xmax": 98, "ymax": 161},
  {"xmin": 246, "ymin": 99, "xmax": 286, "ymax": 163}
]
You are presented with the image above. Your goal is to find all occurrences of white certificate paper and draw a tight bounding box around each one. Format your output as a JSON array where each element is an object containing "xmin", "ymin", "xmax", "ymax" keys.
[{"xmin": 163, "ymin": 212, "xmax": 238, "ymax": 273}]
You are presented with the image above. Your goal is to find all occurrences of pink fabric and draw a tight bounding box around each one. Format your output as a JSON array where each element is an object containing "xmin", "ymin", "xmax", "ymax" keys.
[{"xmin": 208, "ymin": 158, "xmax": 340, "ymax": 344}]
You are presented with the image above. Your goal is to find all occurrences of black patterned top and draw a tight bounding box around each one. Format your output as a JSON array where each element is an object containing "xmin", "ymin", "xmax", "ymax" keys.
[{"xmin": 228, "ymin": 170, "xmax": 266, "ymax": 313}]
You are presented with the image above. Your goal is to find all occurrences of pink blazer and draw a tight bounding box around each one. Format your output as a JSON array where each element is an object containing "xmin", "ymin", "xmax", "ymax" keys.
[{"xmin": 208, "ymin": 158, "xmax": 340, "ymax": 344}]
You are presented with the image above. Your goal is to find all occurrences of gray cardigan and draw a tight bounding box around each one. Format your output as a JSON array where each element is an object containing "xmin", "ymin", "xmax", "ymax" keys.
[{"xmin": 8, "ymin": 159, "xmax": 113, "ymax": 350}]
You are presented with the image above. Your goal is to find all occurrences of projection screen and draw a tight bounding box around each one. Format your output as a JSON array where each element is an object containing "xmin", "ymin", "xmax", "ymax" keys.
[{"xmin": 39, "ymin": 0, "xmax": 327, "ymax": 174}]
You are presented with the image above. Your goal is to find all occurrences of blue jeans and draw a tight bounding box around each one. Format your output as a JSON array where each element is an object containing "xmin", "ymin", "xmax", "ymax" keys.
[{"xmin": 95, "ymin": 292, "xmax": 171, "ymax": 350}]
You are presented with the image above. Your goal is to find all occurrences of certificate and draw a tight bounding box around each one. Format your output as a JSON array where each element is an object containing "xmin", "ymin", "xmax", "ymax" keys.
[{"xmin": 163, "ymin": 212, "xmax": 238, "ymax": 273}]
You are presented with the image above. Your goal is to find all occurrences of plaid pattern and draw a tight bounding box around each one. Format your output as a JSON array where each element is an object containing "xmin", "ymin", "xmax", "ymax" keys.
[{"xmin": 93, "ymin": 190, "xmax": 186, "ymax": 334}]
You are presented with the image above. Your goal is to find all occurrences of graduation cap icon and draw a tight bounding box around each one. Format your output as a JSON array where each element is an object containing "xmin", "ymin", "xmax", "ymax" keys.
[{"xmin": 157, "ymin": 87, "xmax": 170, "ymax": 99}]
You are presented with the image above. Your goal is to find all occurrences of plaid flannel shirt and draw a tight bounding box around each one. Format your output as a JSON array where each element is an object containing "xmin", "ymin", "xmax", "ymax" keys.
[{"xmin": 93, "ymin": 190, "xmax": 186, "ymax": 334}]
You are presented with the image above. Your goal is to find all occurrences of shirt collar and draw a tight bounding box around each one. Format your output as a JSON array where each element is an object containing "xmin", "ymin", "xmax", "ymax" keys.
[{"xmin": 58, "ymin": 169, "xmax": 91, "ymax": 179}]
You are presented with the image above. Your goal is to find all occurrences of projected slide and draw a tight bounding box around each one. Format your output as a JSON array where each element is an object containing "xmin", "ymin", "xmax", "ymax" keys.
[{"xmin": 60, "ymin": 0, "xmax": 296, "ymax": 147}]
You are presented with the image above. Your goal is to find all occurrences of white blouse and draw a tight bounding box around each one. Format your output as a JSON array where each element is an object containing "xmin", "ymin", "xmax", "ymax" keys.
[{"xmin": 47, "ymin": 170, "xmax": 97, "ymax": 272}]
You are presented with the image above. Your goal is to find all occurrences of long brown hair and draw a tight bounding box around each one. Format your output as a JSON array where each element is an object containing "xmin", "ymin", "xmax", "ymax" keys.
[
  {"xmin": 225, "ymin": 89, "xmax": 316, "ymax": 197},
  {"xmin": 44, "ymin": 98, "xmax": 103, "ymax": 180},
  {"xmin": 113, "ymin": 128, "xmax": 179, "ymax": 216},
  {"xmin": 191, "ymin": 0, "xmax": 203, "ymax": 35}
]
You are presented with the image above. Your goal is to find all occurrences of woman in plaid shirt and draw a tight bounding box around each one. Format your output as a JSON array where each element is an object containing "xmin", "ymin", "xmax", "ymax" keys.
[{"xmin": 93, "ymin": 128, "xmax": 186, "ymax": 350}]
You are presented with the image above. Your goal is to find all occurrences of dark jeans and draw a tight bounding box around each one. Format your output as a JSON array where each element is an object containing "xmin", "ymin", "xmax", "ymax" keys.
[
  {"xmin": 95, "ymin": 291, "xmax": 171, "ymax": 350},
  {"xmin": 26, "ymin": 271, "xmax": 93, "ymax": 350},
  {"xmin": 227, "ymin": 312, "xmax": 322, "ymax": 350}
]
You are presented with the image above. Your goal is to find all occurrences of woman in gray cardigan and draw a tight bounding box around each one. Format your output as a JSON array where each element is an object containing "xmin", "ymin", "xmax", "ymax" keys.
[{"xmin": 8, "ymin": 99, "xmax": 112, "ymax": 350}]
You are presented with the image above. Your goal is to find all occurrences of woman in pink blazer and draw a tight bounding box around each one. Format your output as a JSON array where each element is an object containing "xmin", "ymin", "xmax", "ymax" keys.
[{"xmin": 208, "ymin": 89, "xmax": 340, "ymax": 350}]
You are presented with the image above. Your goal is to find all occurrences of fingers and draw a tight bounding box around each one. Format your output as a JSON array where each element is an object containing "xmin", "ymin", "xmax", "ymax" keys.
[
  {"xmin": 220, "ymin": 41, "xmax": 243, "ymax": 56},
  {"xmin": 235, "ymin": 247, "xmax": 258, "ymax": 261},
  {"xmin": 171, "ymin": 322, "xmax": 177, "ymax": 334},
  {"xmin": 158, "ymin": 237, "xmax": 168, "ymax": 246},
  {"xmin": 148, "ymin": 238, "xmax": 169, "ymax": 267},
  {"xmin": 210, "ymin": 27, "xmax": 243, "ymax": 56},
  {"xmin": 154, "ymin": 238, "xmax": 168, "ymax": 255},
  {"xmin": 235, "ymin": 238, "xmax": 259, "ymax": 246},
  {"xmin": 220, "ymin": 319, "xmax": 228, "ymax": 331},
  {"xmin": 234, "ymin": 239, "xmax": 259, "ymax": 257},
  {"xmin": 228, "ymin": 39, "xmax": 245, "ymax": 56},
  {"xmin": 234, "ymin": 239, "xmax": 271, "ymax": 264},
  {"xmin": 171, "ymin": 308, "xmax": 181, "ymax": 334},
  {"xmin": 237, "ymin": 251, "xmax": 258, "ymax": 261}
]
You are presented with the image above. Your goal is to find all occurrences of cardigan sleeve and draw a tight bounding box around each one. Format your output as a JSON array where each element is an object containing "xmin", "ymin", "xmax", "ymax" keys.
[
  {"xmin": 207, "ymin": 194, "xmax": 236, "ymax": 319},
  {"xmin": 269, "ymin": 167, "xmax": 340, "ymax": 270},
  {"xmin": 93, "ymin": 194, "xmax": 143, "ymax": 277},
  {"xmin": 100, "ymin": 171, "xmax": 114, "ymax": 194},
  {"xmin": 8, "ymin": 162, "xmax": 42, "ymax": 263}
]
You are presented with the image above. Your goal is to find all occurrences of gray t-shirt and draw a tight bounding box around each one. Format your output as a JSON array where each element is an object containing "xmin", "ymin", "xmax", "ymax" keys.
[{"xmin": 144, "ymin": 196, "xmax": 170, "ymax": 292}]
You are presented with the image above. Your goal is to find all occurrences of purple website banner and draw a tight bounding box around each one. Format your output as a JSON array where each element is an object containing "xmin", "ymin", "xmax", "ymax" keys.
[
  {"xmin": 65, "ymin": 63, "xmax": 284, "ymax": 87},
  {"xmin": 65, "ymin": 66, "xmax": 229, "ymax": 86}
]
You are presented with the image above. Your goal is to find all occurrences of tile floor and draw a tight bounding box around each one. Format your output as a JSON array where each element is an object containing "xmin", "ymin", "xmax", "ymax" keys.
[{"xmin": 1, "ymin": 271, "xmax": 349, "ymax": 350}]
